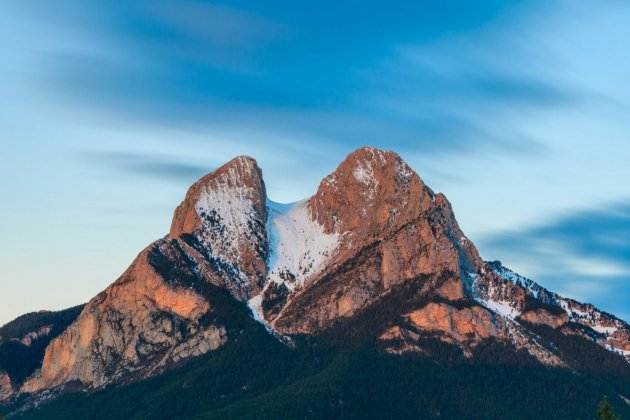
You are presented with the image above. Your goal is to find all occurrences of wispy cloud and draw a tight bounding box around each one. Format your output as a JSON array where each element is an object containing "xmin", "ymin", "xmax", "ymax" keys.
[
  {"xmin": 3, "ymin": 0, "xmax": 630, "ymax": 324},
  {"xmin": 89, "ymin": 151, "xmax": 212, "ymax": 183},
  {"xmin": 3, "ymin": 0, "xmax": 566, "ymax": 160}
]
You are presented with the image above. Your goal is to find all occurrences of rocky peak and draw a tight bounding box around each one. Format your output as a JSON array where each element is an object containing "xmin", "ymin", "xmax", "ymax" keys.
[
  {"xmin": 309, "ymin": 146, "xmax": 432, "ymax": 240},
  {"xmin": 18, "ymin": 157, "xmax": 269, "ymax": 397},
  {"xmin": 262, "ymin": 147, "xmax": 487, "ymax": 334},
  {"xmin": 170, "ymin": 155, "xmax": 268, "ymax": 300},
  {"xmin": 6, "ymin": 148, "xmax": 630, "ymax": 410}
]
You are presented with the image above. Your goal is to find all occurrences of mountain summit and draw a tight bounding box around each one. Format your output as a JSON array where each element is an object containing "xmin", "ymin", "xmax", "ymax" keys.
[{"xmin": 2, "ymin": 147, "xmax": 630, "ymax": 418}]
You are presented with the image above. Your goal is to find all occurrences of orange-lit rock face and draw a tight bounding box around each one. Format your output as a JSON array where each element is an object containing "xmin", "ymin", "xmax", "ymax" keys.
[
  {"xmin": 435, "ymin": 277, "xmax": 465, "ymax": 301},
  {"xmin": 307, "ymin": 147, "xmax": 484, "ymax": 276},
  {"xmin": 310, "ymin": 147, "xmax": 429, "ymax": 239},
  {"xmin": 16, "ymin": 146, "xmax": 630, "ymax": 401},
  {"xmin": 407, "ymin": 303, "xmax": 501, "ymax": 342},
  {"xmin": 609, "ymin": 330, "xmax": 630, "ymax": 352},
  {"xmin": 21, "ymin": 243, "xmax": 226, "ymax": 394},
  {"xmin": 107, "ymin": 250, "xmax": 210, "ymax": 320},
  {"xmin": 0, "ymin": 371, "xmax": 12, "ymax": 402},
  {"xmin": 18, "ymin": 325, "xmax": 53, "ymax": 347},
  {"xmin": 379, "ymin": 301, "xmax": 565, "ymax": 366},
  {"xmin": 270, "ymin": 148, "xmax": 483, "ymax": 334},
  {"xmin": 169, "ymin": 156, "xmax": 268, "ymax": 300},
  {"xmin": 520, "ymin": 309, "xmax": 568, "ymax": 329}
]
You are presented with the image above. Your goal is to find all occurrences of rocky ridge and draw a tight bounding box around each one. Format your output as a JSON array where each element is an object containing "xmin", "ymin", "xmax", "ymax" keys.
[
  {"xmin": 478, "ymin": 261, "xmax": 630, "ymax": 361},
  {"xmin": 19, "ymin": 156, "xmax": 267, "ymax": 396},
  {"xmin": 2, "ymin": 146, "xmax": 629, "ymax": 406}
]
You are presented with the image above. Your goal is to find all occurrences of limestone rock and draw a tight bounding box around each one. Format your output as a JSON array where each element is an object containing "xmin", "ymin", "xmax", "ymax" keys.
[
  {"xmin": 170, "ymin": 156, "xmax": 268, "ymax": 300},
  {"xmin": 22, "ymin": 240, "xmax": 227, "ymax": 393},
  {"xmin": 0, "ymin": 371, "xmax": 12, "ymax": 402},
  {"xmin": 11, "ymin": 146, "xmax": 630, "ymax": 403},
  {"xmin": 519, "ymin": 308, "xmax": 568, "ymax": 329},
  {"xmin": 265, "ymin": 147, "xmax": 480, "ymax": 334}
]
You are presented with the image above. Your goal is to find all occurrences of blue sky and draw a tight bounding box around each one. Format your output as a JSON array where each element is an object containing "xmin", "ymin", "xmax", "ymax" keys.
[{"xmin": 1, "ymin": 0, "xmax": 630, "ymax": 324}]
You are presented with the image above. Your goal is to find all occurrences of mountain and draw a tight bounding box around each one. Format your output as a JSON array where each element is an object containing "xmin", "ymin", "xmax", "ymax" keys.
[
  {"xmin": 1, "ymin": 147, "xmax": 630, "ymax": 419},
  {"xmin": 0, "ymin": 306, "xmax": 84, "ymax": 403}
]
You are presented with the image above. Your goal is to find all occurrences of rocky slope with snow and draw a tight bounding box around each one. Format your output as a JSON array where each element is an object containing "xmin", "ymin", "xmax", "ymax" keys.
[
  {"xmin": 2, "ymin": 146, "xmax": 629, "ymax": 410},
  {"xmin": 478, "ymin": 261, "xmax": 630, "ymax": 361}
]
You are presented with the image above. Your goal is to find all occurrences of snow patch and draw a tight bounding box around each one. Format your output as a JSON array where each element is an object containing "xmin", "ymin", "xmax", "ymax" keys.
[
  {"xmin": 266, "ymin": 199, "xmax": 339, "ymax": 291},
  {"xmin": 470, "ymin": 272, "xmax": 521, "ymax": 320},
  {"xmin": 479, "ymin": 299, "xmax": 521, "ymax": 320},
  {"xmin": 352, "ymin": 160, "xmax": 378, "ymax": 199},
  {"xmin": 559, "ymin": 300, "xmax": 589, "ymax": 319},
  {"xmin": 396, "ymin": 160, "xmax": 414, "ymax": 181},
  {"xmin": 493, "ymin": 263, "xmax": 542, "ymax": 299},
  {"xmin": 247, "ymin": 294, "xmax": 273, "ymax": 333},
  {"xmin": 195, "ymin": 174, "xmax": 262, "ymax": 284},
  {"xmin": 592, "ymin": 325, "xmax": 618, "ymax": 335},
  {"xmin": 606, "ymin": 344, "xmax": 630, "ymax": 357}
]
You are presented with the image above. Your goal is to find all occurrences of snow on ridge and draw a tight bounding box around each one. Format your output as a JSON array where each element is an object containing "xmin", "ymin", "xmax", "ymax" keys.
[
  {"xmin": 352, "ymin": 161, "xmax": 374, "ymax": 185},
  {"xmin": 592, "ymin": 325, "xmax": 619, "ymax": 335},
  {"xmin": 265, "ymin": 199, "xmax": 339, "ymax": 291},
  {"xmin": 606, "ymin": 344, "xmax": 630, "ymax": 357},
  {"xmin": 194, "ymin": 177, "xmax": 259, "ymax": 283},
  {"xmin": 247, "ymin": 294, "xmax": 273, "ymax": 333},
  {"xmin": 480, "ymin": 298, "xmax": 521, "ymax": 320},
  {"xmin": 490, "ymin": 262, "xmax": 630, "ymax": 362},
  {"xmin": 491, "ymin": 262, "xmax": 543, "ymax": 299},
  {"xmin": 395, "ymin": 159, "xmax": 414, "ymax": 182},
  {"xmin": 469, "ymin": 272, "xmax": 521, "ymax": 320},
  {"xmin": 352, "ymin": 160, "xmax": 378, "ymax": 200}
]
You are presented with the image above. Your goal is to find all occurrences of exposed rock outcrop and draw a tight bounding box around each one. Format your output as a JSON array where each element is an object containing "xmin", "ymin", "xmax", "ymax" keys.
[
  {"xmin": 22, "ymin": 240, "xmax": 228, "ymax": 394},
  {"xmin": 18, "ymin": 325, "xmax": 53, "ymax": 347},
  {"xmin": 520, "ymin": 308, "xmax": 568, "ymax": 329},
  {"xmin": 170, "ymin": 156, "xmax": 268, "ymax": 300},
  {"xmin": 260, "ymin": 147, "xmax": 480, "ymax": 334},
  {"xmin": 7, "ymin": 146, "xmax": 630, "ymax": 405},
  {"xmin": 0, "ymin": 371, "xmax": 12, "ymax": 402},
  {"xmin": 406, "ymin": 303, "xmax": 502, "ymax": 342},
  {"xmin": 478, "ymin": 261, "xmax": 630, "ymax": 362}
]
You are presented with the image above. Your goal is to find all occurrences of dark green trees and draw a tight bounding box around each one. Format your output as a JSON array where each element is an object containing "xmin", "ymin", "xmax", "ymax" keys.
[{"xmin": 597, "ymin": 397, "xmax": 620, "ymax": 420}]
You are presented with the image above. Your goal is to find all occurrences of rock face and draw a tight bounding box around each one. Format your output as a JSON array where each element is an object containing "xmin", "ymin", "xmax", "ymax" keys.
[
  {"xmin": 170, "ymin": 156, "xmax": 268, "ymax": 300},
  {"xmin": 7, "ymin": 146, "xmax": 630, "ymax": 403},
  {"xmin": 19, "ymin": 156, "xmax": 267, "ymax": 395},
  {"xmin": 22, "ymin": 241, "xmax": 227, "ymax": 393},
  {"xmin": 520, "ymin": 308, "xmax": 568, "ymax": 328},
  {"xmin": 474, "ymin": 261, "xmax": 630, "ymax": 361},
  {"xmin": 0, "ymin": 305, "xmax": 85, "ymax": 403},
  {"xmin": 0, "ymin": 371, "xmax": 12, "ymax": 402},
  {"xmin": 18, "ymin": 325, "xmax": 53, "ymax": 347},
  {"xmin": 407, "ymin": 303, "xmax": 503, "ymax": 342},
  {"xmin": 255, "ymin": 147, "xmax": 480, "ymax": 335}
]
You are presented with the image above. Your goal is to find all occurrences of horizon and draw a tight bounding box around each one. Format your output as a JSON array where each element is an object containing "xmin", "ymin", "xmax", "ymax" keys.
[{"xmin": 2, "ymin": 1, "xmax": 630, "ymax": 324}]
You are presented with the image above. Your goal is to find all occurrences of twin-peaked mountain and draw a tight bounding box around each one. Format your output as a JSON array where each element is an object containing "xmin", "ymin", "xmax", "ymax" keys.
[{"xmin": 2, "ymin": 147, "xmax": 630, "ymax": 417}]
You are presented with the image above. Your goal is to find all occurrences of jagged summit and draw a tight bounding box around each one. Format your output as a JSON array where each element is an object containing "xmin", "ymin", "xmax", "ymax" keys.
[
  {"xmin": 310, "ymin": 146, "xmax": 429, "ymax": 238},
  {"xmin": 2, "ymin": 147, "xmax": 630, "ymax": 411},
  {"xmin": 169, "ymin": 155, "xmax": 266, "ymax": 239},
  {"xmin": 169, "ymin": 155, "xmax": 268, "ymax": 299}
]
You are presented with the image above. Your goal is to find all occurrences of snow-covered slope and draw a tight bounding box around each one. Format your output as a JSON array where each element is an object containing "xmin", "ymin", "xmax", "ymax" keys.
[
  {"xmin": 247, "ymin": 199, "xmax": 339, "ymax": 330},
  {"xmin": 265, "ymin": 200, "xmax": 339, "ymax": 291},
  {"xmin": 477, "ymin": 261, "xmax": 630, "ymax": 361}
]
